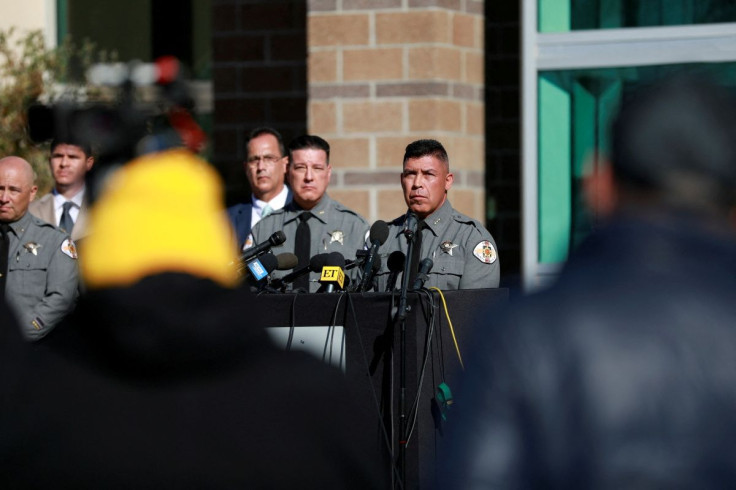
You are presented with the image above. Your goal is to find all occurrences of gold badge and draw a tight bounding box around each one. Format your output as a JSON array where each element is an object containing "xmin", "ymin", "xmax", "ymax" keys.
[
  {"xmin": 440, "ymin": 241, "xmax": 458, "ymax": 256},
  {"xmin": 24, "ymin": 242, "xmax": 42, "ymax": 256},
  {"xmin": 329, "ymin": 230, "xmax": 344, "ymax": 245}
]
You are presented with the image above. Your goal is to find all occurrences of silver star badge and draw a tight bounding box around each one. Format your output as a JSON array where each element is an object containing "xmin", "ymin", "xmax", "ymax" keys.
[
  {"xmin": 24, "ymin": 242, "xmax": 42, "ymax": 256},
  {"xmin": 440, "ymin": 241, "xmax": 458, "ymax": 256},
  {"xmin": 329, "ymin": 230, "xmax": 344, "ymax": 245}
]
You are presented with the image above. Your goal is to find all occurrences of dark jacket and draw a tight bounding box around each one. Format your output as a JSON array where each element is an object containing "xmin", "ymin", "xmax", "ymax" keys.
[
  {"xmin": 441, "ymin": 212, "xmax": 736, "ymax": 489},
  {"xmin": 227, "ymin": 188, "xmax": 293, "ymax": 249},
  {"xmin": 0, "ymin": 273, "xmax": 388, "ymax": 489}
]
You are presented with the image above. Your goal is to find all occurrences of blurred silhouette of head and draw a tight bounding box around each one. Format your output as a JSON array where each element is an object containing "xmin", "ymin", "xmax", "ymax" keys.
[{"xmin": 610, "ymin": 75, "xmax": 736, "ymax": 216}]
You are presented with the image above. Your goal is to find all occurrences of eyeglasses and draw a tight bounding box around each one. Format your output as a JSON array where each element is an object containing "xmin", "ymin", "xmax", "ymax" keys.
[{"xmin": 246, "ymin": 154, "xmax": 283, "ymax": 167}]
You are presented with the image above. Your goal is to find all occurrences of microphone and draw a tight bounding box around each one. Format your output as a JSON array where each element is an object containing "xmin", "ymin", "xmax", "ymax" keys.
[
  {"xmin": 411, "ymin": 258, "xmax": 433, "ymax": 291},
  {"xmin": 385, "ymin": 251, "xmax": 405, "ymax": 292},
  {"xmin": 403, "ymin": 212, "xmax": 418, "ymax": 241},
  {"xmin": 357, "ymin": 220, "xmax": 389, "ymax": 292},
  {"xmin": 246, "ymin": 253, "xmax": 278, "ymax": 283},
  {"xmin": 275, "ymin": 252, "xmax": 298, "ymax": 271},
  {"xmin": 276, "ymin": 253, "xmax": 330, "ymax": 289},
  {"xmin": 319, "ymin": 252, "xmax": 346, "ymax": 293},
  {"xmin": 240, "ymin": 231, "xmax": 286, "ymax": 263},
  {"xmin": 246, "ymin": 252, "xmax": 299, "ymax": 293},
  {"xmin": 356, "ymin": 254, "xmax": 382, "ymax": 292},
  {"xmin": 345, "ymin": 249, "xmax": 368, "ymax": 270}
]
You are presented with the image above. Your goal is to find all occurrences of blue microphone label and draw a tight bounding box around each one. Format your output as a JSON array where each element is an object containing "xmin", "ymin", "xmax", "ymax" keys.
[{"xmin": 247, "ymin": 258, "xmax": 268, "ymax": 280}]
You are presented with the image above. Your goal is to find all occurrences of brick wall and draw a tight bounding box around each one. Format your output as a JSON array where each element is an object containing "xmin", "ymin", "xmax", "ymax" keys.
[
  {"xmin": 212, "ymin": 0, "xmax": 308, "ymax": 205},
  {"xmin": 486, "ymin": 2, "xmax": 521, "ymax": 281},
  {"xmin": 307, "ymin": 0, "xmax": 486, "ymax": 224},
  {"xmin": 210, "ymin": 0, "xmax": 521, "ymax": 278}
]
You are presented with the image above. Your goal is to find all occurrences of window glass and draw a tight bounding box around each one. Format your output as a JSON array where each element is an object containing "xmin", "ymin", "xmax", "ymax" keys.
[
  {"xmin": 540, "ymin": 0, "xmax": 736, "ymax": 32},
  {"xmin": 63, "ymin": 0, "xmax": 211, "ymax": 79},
  {"xmin": 537, "ymin": 62, "xmax": 736, "ymax": 264}
]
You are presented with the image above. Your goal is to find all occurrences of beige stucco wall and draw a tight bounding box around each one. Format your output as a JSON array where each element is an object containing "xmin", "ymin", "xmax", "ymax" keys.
[{"xmin": 0, "ymin": 0, "xmax": 56, "ymax": 46}]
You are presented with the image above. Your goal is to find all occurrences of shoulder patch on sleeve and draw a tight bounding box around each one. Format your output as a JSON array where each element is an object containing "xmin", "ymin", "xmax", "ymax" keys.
[
  {"xmin": 473, "ymin": 240, "xmax": 497, "ymax": 264},
  {"xmin": 61, "ymin": 239, "xmax": 78, "ymax": 259}
]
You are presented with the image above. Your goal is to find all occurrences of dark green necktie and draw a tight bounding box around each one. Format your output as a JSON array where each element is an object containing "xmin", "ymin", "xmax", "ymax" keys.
[{"xmin": 59, "ymin": 201, "xmax": 75, "ymax": 234}]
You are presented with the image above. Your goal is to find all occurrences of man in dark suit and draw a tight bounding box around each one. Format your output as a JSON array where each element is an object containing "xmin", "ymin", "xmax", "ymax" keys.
[{"xmin": 227, "ymin": 127, "xmax": 291, "ymax": 250}]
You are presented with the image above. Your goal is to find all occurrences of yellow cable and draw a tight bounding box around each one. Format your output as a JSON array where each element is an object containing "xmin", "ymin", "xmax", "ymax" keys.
[{"xmin": 429, "ymin": 287, "xmax": 464, "ymax": 370}]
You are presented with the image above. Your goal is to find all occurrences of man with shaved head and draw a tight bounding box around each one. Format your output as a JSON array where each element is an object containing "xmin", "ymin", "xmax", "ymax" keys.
[{"xmin": 0, "ymin": 156, "xmax": 78, "ymax": 340}]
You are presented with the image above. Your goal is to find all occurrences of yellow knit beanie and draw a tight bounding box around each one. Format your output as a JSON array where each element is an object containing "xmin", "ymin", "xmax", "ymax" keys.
[{"xmin": 80, "ymin": 149, "xmax": 239, "ymax": 289}]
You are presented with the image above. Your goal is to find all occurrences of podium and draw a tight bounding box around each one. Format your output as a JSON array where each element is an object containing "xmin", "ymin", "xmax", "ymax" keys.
[{"xmin": 254, "ymin": 288, "xmax": 509, "ymax": 489}]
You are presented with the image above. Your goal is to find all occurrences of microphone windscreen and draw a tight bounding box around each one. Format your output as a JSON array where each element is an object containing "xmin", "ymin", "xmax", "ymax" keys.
[
  {"xmin": 404, "ymin": 212, "xmax": 418, "ymax": 236},
  {"xmin": 419, "ymin": 257, "xmax": 433, "ymax": 274},
  {"xmin": 258, "ymin": 253, "xmax": 279, "ymax": 274},
  {"xmin": 327, "ymin": 251, "xmax": 345, "ymax": 267},
  {"xmin": 369, "ymin": 220, "xmax": 390, "ymax": 245},
  {"xmin": 276, "ymin": 252, "xmax": 298, "ymax": 270},
  {"xmin": 372, "ymin": 254, "xmax": 382, "ymax": 271},
  {"xmin": 309, "ymin": 253, "xmax": 330, "ymax": 271},
  {"xmin": 269, "ymin": 230, "xmax": 287, "ymax": 246},
  {"xmin": 387, "ymin": 251, "xmax": 405, "ymax": 272}
]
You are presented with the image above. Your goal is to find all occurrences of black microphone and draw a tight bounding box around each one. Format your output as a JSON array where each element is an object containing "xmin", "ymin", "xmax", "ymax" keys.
[
  {"xmin": 403, "ymin": 211, "xmax": 418, "ymax": 240},
  {"xmin": 247, "ymin": 253, "xmax": 299, "ymax": 293},
  {"xmin": 356, "ymin": 254, "xmax": 383, "ymax": 292},
  {"xmin": 246, "ymin": 253, "xmax": 279, "ymax": 280},
  {"xmin": 240, "ymin": 231, "xmax": 286, "ymax": 263},
  {"xmin": 244, "ymin": 253, "xmax": 280, "ymax": 291},
  {"xmin": 318, "ymin": 252, "xmax": 346, "ymax": 293},
  {"xmin": 385, "ymin": 250, "xmax": 405, "ymax": 292},
  {"xmin": 411, "ymin": 258, "xmax": 433, "ymax": 291},
  {"xmin": 345, "ymin": 249, "xmax": 369, "ymax": 270},
  {"xmin": 277, "ymin": 253, "xmax": 330, "ymax": 288},
  {"xmin": 357, "ymin": 220, "xmax": 389, "ymax": 292}
]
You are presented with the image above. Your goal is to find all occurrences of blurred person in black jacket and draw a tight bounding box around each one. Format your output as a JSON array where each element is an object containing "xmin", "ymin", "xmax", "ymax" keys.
[
  {"xmin": 0, "ymin": 148, "xmax": 388, "ymax": 489},
  {"xmin": 438, "ymin": 75, "xmax": 736, "ymax": 489}
]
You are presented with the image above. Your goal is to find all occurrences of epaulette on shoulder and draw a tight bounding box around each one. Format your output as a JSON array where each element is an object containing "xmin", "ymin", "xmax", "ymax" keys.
[
  {"xmin": 30, "ymin": 215, "xmax": 69, "ymax": 240},
  {"xmin": 30, "ymin": 214, "xmax": 58, "ymax": 230},
  {"xmin": 451, "ymin": 210, "xmax": 478, "ymax": 227},
  {"xmin": 333, "ymin": 202, "xmax": 365, "ymax": 219}
]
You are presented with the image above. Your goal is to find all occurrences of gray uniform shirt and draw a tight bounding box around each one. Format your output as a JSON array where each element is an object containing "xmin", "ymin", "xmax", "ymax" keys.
[
  {"xmin": 375, "ymin": 200, "xmax": 500, "ymax": 291},
  {"xmin": 4, "ymin": 211, "xmax": 79, "ymax": 340},
  {"xmin": 247, "ymin": 194, "xmax": 369, "ymax": 292}
]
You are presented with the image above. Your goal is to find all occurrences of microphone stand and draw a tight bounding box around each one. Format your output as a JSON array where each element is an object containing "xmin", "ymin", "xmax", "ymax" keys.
[{"xmin": 396, "ymin": 220, "xmax": 416, "ymax": 488}]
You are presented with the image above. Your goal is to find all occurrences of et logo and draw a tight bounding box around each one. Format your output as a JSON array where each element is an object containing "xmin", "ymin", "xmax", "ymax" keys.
[{"xmin": 320, "ymin": 266, "xmax": 345, "ymax": 289}]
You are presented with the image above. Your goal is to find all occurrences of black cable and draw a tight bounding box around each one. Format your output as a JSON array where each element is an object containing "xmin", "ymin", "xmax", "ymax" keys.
[
  {"xmin": 404, "ymin": 289, "xmax": 438, "ymax": 445},
  {"xmin": 321, "ymin": 292, "xmax": 346, "ymax": 366},
  {"xmin": 285, "ymin": 291, "xmax": 300, "ymax": 351}
]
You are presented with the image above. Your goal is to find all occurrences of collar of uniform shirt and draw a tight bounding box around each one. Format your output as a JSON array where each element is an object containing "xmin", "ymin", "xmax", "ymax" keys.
[
  {"xmin": 416, "ymin": 199, "xmax": 454, "ymax": 237},
  {"xmin": 4, "ymin": 211, "xmax": 32, "ymax": 238},
  {"xmin": 285, "ymin": 193, "xmax": 332, "ymax": 225}
]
